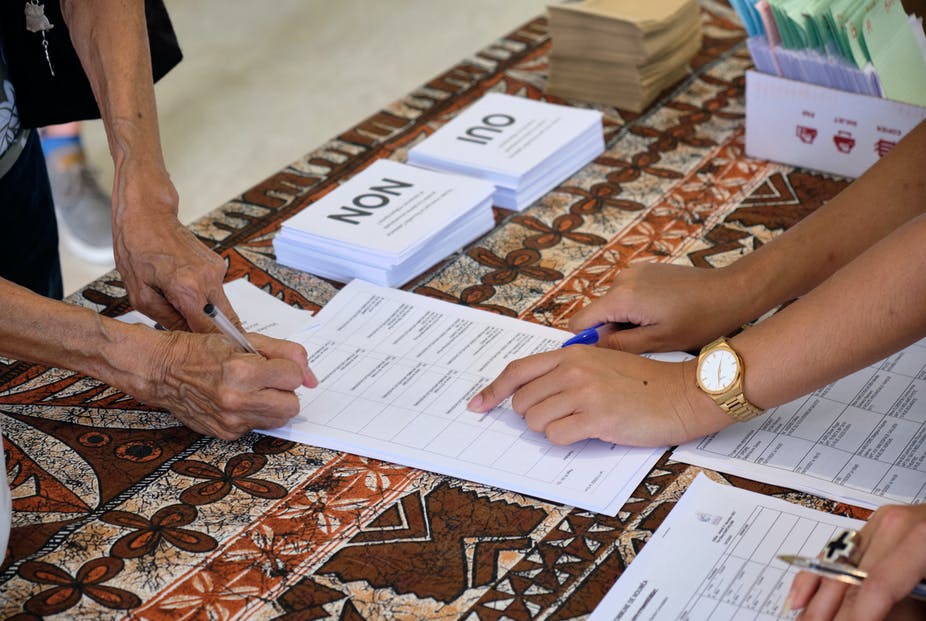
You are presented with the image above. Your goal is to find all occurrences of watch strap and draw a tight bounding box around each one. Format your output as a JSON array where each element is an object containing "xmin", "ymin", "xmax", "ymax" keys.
[
  {"xmin": 698, "ymin": 337, "xmax": 765, "ymax": 423},
  {"xmin": 717, "ymin": 392, "xmax": 764, "ymax": 422}
]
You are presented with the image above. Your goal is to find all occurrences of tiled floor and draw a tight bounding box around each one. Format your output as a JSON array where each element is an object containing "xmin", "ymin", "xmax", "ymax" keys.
[{"xmin": 62, "ymin": 0, "xmax": 549, "ymax": 295}]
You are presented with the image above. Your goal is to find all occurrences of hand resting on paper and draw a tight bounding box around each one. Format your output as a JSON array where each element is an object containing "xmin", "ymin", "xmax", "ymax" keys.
[
  {"xmin": 466, "ymin": 346, "xmax": 730, "ymax": 447},
  {"xmin": 787, "ymin": 503, "xmax": 926, "ymax": 621},
  {"xmin": 472, "ymin": 120, "xmax": 926, "ymax": 449}
]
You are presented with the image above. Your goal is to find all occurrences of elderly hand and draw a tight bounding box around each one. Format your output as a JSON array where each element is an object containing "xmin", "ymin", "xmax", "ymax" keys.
[
  {"xmin": 134, "ymin": 329, "xmax": 317, "ymax": 440},
  {"xmin": 788, "ymin": 504, "xmax": 926, "ymax": 621},
  {"xmin": 110, "ymin": 157, "xmax": 240, "ymax": 333},
  {"xmin": 113, "ymin": 207, "xmax": 237, "ymax": 334},
  {"xmin": 568, "ymin": 262, "xmax": 751, "ymax": 354},
  {"xmin": 467, "ymin": 346, "xmax": 730, "ymax": 447}
]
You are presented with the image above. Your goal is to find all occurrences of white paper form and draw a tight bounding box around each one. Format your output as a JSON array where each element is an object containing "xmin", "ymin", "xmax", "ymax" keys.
[
  {"xmin": 222, "ymin": 279, "xmax": 318, "ymax": 339},
  {"xmin": 262, "ymin": 279, "xmax": 672, "ymax": 515},
  {"xmin": 674, "ymin": 339, "xmax": 926, "ymax": 509},
  {"xmin": 115, "ymin": 278, "xmax": 316, "ymax": 339},
  {"xmin": 588, "ymin": 474, "xmax": 864, "ymax": 621}
]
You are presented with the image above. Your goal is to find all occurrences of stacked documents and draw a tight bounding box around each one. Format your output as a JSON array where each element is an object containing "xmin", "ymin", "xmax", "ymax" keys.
[
  {"xmin": 273, "ymin": 159, "xmax": 494, "ymax": 287},
  {"xmin": 546, "ymin": 0, "xmax": 702, "ymax": 111},
  {"xmin": 731, "ymin": 0, "xmax": 926, "ymax": 106},
  {"xmin": 407, "ymin": 93, "xmax": 604, "ymax": 211}
]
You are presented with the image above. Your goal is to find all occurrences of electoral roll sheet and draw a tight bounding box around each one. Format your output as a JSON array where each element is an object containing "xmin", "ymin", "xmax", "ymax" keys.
[
  {"xmin": 588, "ymin": 474, "xmax": 863, "ymax": 621},
  {"xmin": 263, "ymin": 280, "xmax": 674, "ymax": 515},
  {"xmin": 674, "ymin": 338, "xmax": 926, "ymax": 509}
]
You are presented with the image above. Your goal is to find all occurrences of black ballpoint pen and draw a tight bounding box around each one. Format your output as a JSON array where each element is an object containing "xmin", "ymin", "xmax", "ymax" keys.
[{"xmin": 778, "ymin": 555, "xmax": 926, "ymax": 601}]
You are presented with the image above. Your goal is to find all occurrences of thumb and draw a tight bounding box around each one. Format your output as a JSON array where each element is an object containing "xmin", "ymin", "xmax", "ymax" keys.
[
  {"xmin": 133, "ymin": 285, "xmax": 191, "ymax": 332},
  {"xmin": 250, "ymin": 334, "xmax": 318, "ymax": 388}
]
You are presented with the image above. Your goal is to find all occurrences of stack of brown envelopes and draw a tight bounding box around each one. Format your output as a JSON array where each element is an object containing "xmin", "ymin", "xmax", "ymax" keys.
[{"xmin": 547, "ymin": 0, "xmax": 702, "ymax": 112}]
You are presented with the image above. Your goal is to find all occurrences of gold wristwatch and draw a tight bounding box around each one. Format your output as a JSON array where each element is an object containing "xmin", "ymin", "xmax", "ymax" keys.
[{"xmin": 696, "ymin": 337, "xmax": 764, "ymax": 422}]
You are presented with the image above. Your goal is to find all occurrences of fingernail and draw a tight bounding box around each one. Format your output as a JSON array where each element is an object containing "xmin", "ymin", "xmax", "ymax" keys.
[
  {"xmin": 304, "ymin": 370, "xmax": 318, "ymax": 388},
  {"xmin": 779, "ymin": 594, "xmax": 792, "ymax": 616},
  {"xmin": 467, "ymin": 393, "xmax": 484, "ymax": 411}
]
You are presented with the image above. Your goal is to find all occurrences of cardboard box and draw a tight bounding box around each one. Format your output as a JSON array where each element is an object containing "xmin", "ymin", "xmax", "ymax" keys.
[{"xmin": 745, "ymin": 70, "xmax": 926, "ymax": 178}]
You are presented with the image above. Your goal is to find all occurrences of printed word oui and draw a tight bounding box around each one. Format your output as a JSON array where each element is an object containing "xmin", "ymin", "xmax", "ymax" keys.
[{"xmin": 456, "ymin": 113, "xmax": 516, "ymax": 145}]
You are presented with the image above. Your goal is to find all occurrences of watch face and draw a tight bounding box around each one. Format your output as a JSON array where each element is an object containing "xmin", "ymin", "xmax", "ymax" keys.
[{"xmin": 699, "ymin": 349, "xmax": 739, "ymax": 392}]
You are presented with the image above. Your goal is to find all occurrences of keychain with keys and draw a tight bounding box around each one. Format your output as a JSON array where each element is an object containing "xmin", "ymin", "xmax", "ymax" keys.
[{"xmin": 24, "ymin": 0, "xmax": 55, "ymax": 76}]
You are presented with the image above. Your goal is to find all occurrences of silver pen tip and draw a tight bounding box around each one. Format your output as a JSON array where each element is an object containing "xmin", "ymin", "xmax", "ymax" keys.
[{"xmin": 777, "ymin": 555, "xmax": 804, "ymax": 566}]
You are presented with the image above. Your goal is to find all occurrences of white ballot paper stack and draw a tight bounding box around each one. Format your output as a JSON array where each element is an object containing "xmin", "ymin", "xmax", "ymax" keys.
[
  {"xmin": 262, "ymin": 279, "xmax": 675, "ymax": 515},
  {"xmin": 407, "ymin": 93, "xmax": 605, "ymax": 211},
  {"xmin": 273, "ymin": 159, "xmax": 495, "ymax": 287},
  {"xmin": 588, "ymin": 474, "xmax": 863, "ymax": 621}
]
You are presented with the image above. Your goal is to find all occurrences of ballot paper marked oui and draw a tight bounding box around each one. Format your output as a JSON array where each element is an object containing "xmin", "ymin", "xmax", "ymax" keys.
[
  {"xmin": 261, "ymin": 279, "xmax": 674, "ymax": 515},
  {"xmin": 273, "ymin": 159, "xmax": 495, "ymax": 287},
  {"xmin": 407, "ymin": 92, "xmax": 605, "ymax": 211}
]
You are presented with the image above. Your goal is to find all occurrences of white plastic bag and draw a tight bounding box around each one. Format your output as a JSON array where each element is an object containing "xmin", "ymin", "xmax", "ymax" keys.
[{"xmin": 0, "ymin": 428, "xmax": 10, "ymax": 559}]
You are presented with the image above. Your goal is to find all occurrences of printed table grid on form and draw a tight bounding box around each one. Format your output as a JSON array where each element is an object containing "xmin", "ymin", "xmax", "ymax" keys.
[
  {"xmin": 681, "ymin": 507, "xmax": 844, "ymax": 620},
  {"xmin": 691, "ymin": 338, "xmax": 926, "ymax": 505},
  {"xmin": 288, "ymin": 286, "xmax": 621, "ymax": 489}
]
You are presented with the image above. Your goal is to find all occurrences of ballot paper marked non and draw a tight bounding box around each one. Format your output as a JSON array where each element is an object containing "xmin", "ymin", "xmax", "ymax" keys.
[{"xmin": 273, "ymin": 159, "xmax": 495, "ymax": 287}]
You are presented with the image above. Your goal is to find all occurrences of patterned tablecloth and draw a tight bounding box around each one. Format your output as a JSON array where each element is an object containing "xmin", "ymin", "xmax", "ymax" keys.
[{"xmin": 0, "ymin": 3, "xmax": 873, "ymax": 619}]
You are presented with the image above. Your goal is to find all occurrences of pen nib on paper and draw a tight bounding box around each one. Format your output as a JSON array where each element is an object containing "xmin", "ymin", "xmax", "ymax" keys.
[{"xmin": 777, "ymin": 554, "xmax": 800, "ymax": 566}]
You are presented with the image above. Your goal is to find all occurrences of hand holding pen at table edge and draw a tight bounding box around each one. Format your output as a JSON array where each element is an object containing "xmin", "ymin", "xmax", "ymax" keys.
[
  {"xmin": 784, "ymin": 504, "xmax": 926, "ymax": 621},
  {"xmin": 464, "ymin": 256, "xmax": 789, "ymax": 447},
  {"xmin": 565, "ymin": 261, "xmax": 751, "ymax": 355},
  {"xmin": 465, "ymin": 263, "xmax": 744, "ymax": 447}
]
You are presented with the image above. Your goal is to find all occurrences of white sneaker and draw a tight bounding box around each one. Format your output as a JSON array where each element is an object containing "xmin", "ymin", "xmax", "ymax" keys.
[{"xmin": 46, "ymin": 144, "xmax": 115, "ymax": 265}]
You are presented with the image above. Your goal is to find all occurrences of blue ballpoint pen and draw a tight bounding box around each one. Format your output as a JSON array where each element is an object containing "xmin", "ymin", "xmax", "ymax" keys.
[{"xmin": 561, "ymin": 322, "xmax": 607, "ymax": 347}]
